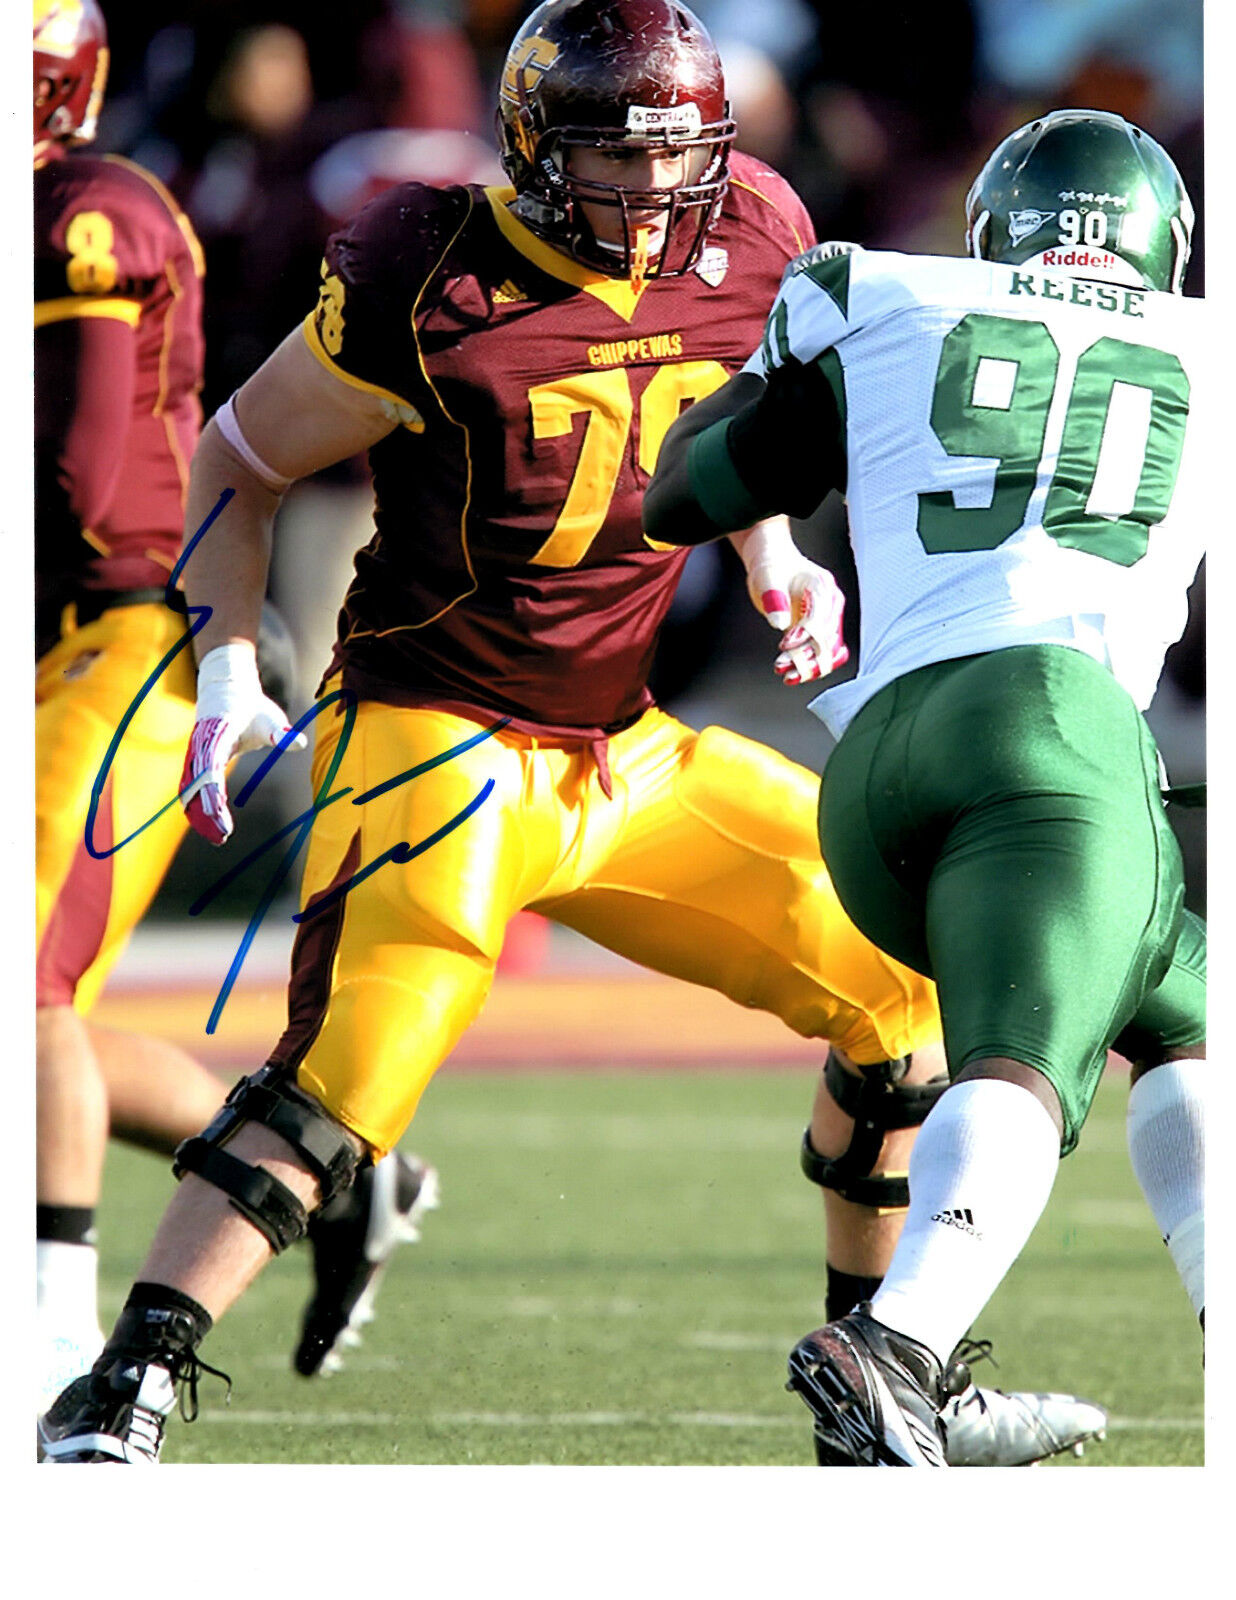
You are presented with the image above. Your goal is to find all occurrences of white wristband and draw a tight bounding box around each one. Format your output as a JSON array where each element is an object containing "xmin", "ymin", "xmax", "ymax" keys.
[
  {"xmin": 195, "ymin": 641, "xmax": 263, "ymax": 719},
  {"xmin": 730, "ymin": 516, "xmax": 798, "ymax": 578},
  {"xmin": 215, "ymin": 395, "xmax": 294, "ymax": 494}
]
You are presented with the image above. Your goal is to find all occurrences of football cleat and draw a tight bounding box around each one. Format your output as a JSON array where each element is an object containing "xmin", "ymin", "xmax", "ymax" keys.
[
  {"xmin": 941, "ymin": 1382, "xmax": 1108, "ymax": 1466},
  {"xmin": 294, "ymin": 1151, "xmax": 439, "ymax": 1377},
  {"xmin": 39, "ymin": 1363, "xmax": 177, "ymax": 1464},
  {"xmin": 787, "ymin": 1304, "xmax": 949, "ymax": 1466},
  {"xmin": 38, "ymin": 1318, "xmax": 230, "ymax": 1465},
  {"xmin": 940, "ymin": 1337, "xmax": 1107, "ymax": 1465}
]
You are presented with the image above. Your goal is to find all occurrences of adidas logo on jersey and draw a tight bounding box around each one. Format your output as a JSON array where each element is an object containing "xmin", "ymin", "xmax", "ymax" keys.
[
  {"xmin": 930, "ymin": 1207, "xmax": 983, "ymax": 1238},
  {"xmin": 493, "ymin": 279, "xmax": 527, "ymax": 303}
]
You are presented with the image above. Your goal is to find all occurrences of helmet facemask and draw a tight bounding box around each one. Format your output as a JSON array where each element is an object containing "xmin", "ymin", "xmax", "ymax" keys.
[
  {"xmin": 526, "ymin": 117, "xmax": 732, "ymax": 277},
  {"xmin": 496, "ymin": 0, "xmax": 735, "ymax": 280}
]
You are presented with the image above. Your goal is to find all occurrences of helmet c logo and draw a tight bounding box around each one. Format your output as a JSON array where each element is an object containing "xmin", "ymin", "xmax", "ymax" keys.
[
  {"xmin": 501, "ymin": 35, "xmax": 560, "ymax": 163},
  {"xmin": 501, "ymin": 36, "xmax": 560, "ymax": 106},
  {"xmin": 34, "ymin": 0, "xmax": 87, "ymax": 57}
]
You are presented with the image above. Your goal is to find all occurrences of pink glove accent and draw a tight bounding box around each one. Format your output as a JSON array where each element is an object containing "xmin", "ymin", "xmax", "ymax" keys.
[
  {"xmin": 759, "ymin": 588, "xmax": 793, "ymax": 628},
  {"xmin": 180, "ymin": 717, "xmax": 233, "ymax": 845},
  {"xmin": 178, "ymin": 644, "xmax": 307, "ymax": 845},
  {"xmin": 773, "ymin": 577, "xmax": 850, "ymax": 686}
]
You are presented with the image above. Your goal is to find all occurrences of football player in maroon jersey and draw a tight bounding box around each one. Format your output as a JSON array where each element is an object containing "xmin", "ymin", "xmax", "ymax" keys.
[
  {"xmin": 40, "ymin": 0, "xmax": 1103, "ymax": 1466},
  {"xmin": 33, "ymin": 0, "xmax": 437, "ymax": 1418}
]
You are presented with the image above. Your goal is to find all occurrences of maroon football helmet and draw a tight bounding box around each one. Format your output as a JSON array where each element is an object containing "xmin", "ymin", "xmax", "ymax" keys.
[
  {"xmin": 34, "ymin": 0, "xmax": 109, "ymax": 156},
  {"xmin": 496, "ymin": 0, "xmax": 735, "ymax": 277}
]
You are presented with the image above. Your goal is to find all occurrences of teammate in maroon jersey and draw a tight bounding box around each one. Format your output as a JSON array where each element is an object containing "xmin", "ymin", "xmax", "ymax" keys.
[
  {"xmin": 41, "ymin": 0, "xmax": 1104, "ymax": 1466},
  {"xmin": 33, "ymin": 0, "xmax": 437, "ymax": 1417},
  {"xmin": 34, "ymin": 0, "xmax": 230, "ymax": 1416}
]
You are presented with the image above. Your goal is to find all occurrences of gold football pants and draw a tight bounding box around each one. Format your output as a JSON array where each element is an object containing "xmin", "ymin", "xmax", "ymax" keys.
[
  {"xmin": 36, "ymin": 602, "xmax": 195, "ymax": 1012},
  {"xmin": 272, "ymin": 701, "xmax": 941, "ymax": 1157}
]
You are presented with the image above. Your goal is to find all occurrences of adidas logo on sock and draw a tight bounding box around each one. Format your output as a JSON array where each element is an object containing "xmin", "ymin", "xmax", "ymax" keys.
[{"xmin": 930, "ymin": 1207, "xmax": 983, "ymax": 1238}]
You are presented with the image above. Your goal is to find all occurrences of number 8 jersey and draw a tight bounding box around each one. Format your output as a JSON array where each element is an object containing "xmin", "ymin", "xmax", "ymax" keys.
[
  {"xmin": 745, "ymin": 245, "xmax": 1208, "ymax": 739},
  {"xmin": 302, "ymin": 151, "xmax": 812, "ymax": 737}
]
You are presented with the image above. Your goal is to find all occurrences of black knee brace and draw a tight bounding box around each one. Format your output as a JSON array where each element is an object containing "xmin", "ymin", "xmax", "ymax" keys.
[
  {"xmin": 173, "ymin": 1066, "xmax": 365, "ymax": 1253},
  {"xmin": 800, "ymin": 1051, "xmax": 949, "ymax": 1210}
]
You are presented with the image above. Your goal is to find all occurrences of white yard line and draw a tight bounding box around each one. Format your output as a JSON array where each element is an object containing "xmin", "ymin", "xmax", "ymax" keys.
[{"xmin": 192, "ymin": 1409, "xmax": 1201, "ymax": 1431}]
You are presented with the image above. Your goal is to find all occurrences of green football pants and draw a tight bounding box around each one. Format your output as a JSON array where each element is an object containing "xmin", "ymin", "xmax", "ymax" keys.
[{"xmin": 818, "ymin": 644, "xmax": 1200, "ymax": 1153}]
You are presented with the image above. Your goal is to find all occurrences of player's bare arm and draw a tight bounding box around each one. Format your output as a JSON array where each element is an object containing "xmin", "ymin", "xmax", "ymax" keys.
[
  {"xmin": 178, "ymin": 331, "xmax": 399, "ymax": 845},
  {"xmin": 183, "ymin": 329, "xmax": 396, "ymax": 661}
]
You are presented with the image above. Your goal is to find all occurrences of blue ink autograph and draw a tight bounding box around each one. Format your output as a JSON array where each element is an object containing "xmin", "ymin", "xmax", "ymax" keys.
[{"xmin": 85, "ymin": 488, "xmax": 507, "ymax": 1034}]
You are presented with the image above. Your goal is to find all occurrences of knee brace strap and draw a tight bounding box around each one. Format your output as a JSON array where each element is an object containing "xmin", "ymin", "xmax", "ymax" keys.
[
  {"xmin": 175, "ymin": 1141, "xmax": 311, "ymax": 1253},
  {"xmin": 800, "ymin": 1052, "xmax": 949, "ymax": 1210},
  {"xmin": 173, "ymin": 1066, "xmax": 364, "ymax": 1254}
]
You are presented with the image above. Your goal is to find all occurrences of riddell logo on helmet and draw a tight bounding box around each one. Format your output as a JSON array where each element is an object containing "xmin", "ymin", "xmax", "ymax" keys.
[{"xmin": 1040, "ymin": 247, "xmax": 1120, "ymax": 270}]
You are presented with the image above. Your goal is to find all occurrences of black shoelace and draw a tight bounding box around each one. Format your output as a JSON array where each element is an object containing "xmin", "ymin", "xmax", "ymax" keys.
[
  {"xmin": 950, "ymin": 1335, "xmax": 997, "ymax": 1374},
  {"xmin": 172, "ymin": 1347, "xmax": 234, "ymax": 1423}
]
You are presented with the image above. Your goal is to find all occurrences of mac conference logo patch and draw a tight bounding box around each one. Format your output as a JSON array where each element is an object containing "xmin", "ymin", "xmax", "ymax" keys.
[
  {"xmin": 1008, "ymin": 208, "xmax": 1056, "ymax": 247},
  {"xmin": 694, "ymin": 246, "xmax": 729, "ymax": 287}
]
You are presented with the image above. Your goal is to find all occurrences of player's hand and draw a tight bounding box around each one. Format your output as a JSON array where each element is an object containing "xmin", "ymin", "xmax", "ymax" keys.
[
  {"xmin": 770, "ymin": 567, "xmax": 849, "ymax": 685},
  {"xmin": 180, "ymin": 642, "xmax": 307, "ymax": 845},
  {"xmin": 735, "ymin": 518, "xmax": 850, "ymax": 686}
]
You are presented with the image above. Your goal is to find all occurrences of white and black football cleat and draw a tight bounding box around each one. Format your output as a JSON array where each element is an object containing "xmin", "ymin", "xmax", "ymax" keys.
[
  {"xmin": 38, "ymin": 1311, "xmax": 230, "ymax": 1466},
  {"xmin": 294, "ymin": 1151, "xmax": 439, "ymax": 1377},
  {"xmin": 39, "ymin": 1362, "xmax": 177, "ymax": 1464},
  {"xmin": 787, "ymin": 1303, "xmax": 949, "ymax": 1466}
]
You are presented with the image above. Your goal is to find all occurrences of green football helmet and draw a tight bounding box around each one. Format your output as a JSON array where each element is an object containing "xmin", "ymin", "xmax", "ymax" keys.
[{"xmin": 964, "ymin": 108, "xmax": 1193, "ymax": 293}]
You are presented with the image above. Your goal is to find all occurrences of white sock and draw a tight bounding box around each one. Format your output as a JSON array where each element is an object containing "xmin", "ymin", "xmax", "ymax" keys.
[
  {"xmin": 868, "ymin": 1078, "xmax": 1061, "ymax": 1366},
  {"xmin": 36, "ymin": 1239, "xmax": 101, "ymax": 1334},
  {"xmin": 1126, "ymin": 1060, "xmax": 1205, "ymax": 1317}
]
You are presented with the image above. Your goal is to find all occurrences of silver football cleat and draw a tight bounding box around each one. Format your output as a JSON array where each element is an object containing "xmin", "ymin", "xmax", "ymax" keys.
[{"xmin": 941, "ymin": 1382, "xmax": 1108, "ymax": 1466}]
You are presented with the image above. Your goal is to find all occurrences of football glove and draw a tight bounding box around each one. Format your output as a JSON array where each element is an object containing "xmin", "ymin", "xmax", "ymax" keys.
[
  {"xmin": 180, "ymin": 642, "xmax": 307, "ymax": 846},
  {"xmin": 732, "ymin": 519, "xmax": 850, "ymax": 686}
]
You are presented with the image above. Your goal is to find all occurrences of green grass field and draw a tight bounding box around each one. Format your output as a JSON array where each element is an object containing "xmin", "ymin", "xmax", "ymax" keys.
[{"xmin": 97, "ymin": 1066, "xmax": 1203, "ymax": 1466}]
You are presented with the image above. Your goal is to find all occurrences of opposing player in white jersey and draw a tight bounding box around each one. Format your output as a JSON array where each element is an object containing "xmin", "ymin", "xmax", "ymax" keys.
[{"xmin": 646, "ymin": 109, "xmax": 1206, "ymax": 1465}]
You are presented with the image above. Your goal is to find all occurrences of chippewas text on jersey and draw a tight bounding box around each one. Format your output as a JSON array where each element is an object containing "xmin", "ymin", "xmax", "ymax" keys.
[{"xmin": 302, "ymin": 151, "xmax": 814, "ymax": 735}]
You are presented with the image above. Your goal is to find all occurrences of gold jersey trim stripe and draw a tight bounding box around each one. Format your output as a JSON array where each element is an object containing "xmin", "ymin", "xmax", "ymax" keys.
[
  {"xmin": 484, "ymin": 187, "xmax": 649, "ymax": 323},
  {"xmin": 103, "ymin": 154, "xmax": 207, "ymax": 278},
  {"xmin": 35, "ymin": 296, "xmax": 141, "ymax": 328},
  {"xmin": 729, "ymin": 176, "xmax": 809, "ymax": 256}
]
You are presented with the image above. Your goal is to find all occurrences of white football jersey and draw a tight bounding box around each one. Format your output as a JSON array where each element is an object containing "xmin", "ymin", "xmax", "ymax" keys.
[{"xmin": 744, "ymin": 246, "xmax": 1209, "ymax": 738}]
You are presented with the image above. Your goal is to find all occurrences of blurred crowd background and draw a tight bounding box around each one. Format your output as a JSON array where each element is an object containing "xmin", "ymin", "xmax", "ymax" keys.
[{"xmin": 85, "ymin": 0, "xmax": 1205, "ymax": 920}]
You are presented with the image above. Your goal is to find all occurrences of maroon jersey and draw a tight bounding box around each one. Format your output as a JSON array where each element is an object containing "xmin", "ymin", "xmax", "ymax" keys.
[
  {"xmin": 304, "ymin": 150, "xmax": 814, "ymax": 736},
  {"xmin": 34, "ymin": 149, "xmax": 205, "ymax": 632}
]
